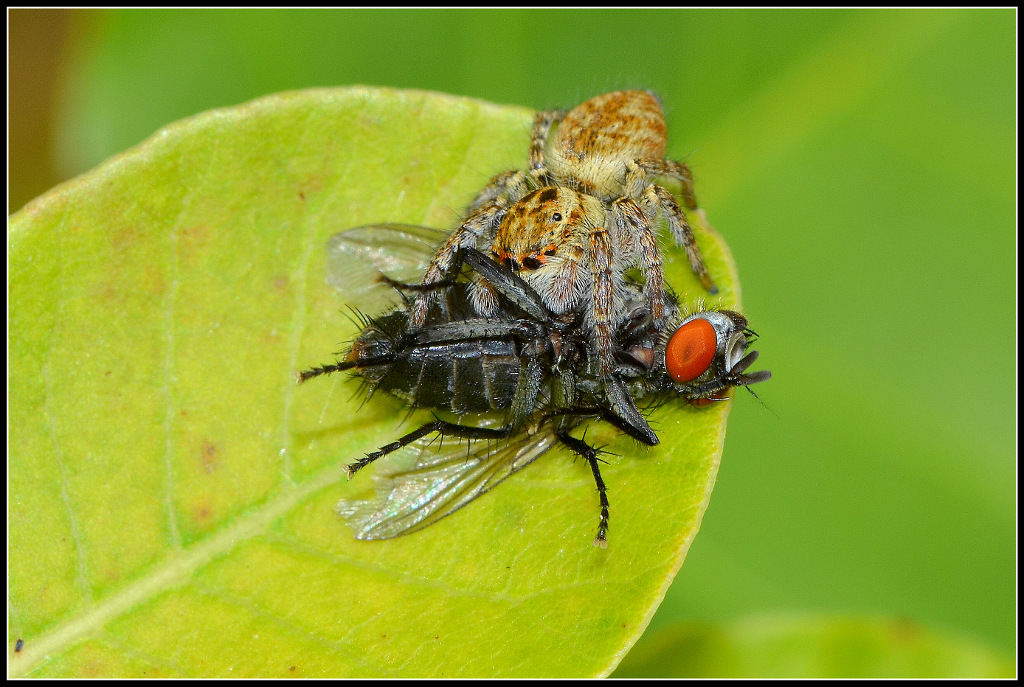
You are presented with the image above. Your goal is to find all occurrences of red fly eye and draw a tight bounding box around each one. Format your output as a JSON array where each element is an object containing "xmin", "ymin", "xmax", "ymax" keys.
[{"xmin": 665, "ymin": 318, "xmax": 717, "ymax": 383}]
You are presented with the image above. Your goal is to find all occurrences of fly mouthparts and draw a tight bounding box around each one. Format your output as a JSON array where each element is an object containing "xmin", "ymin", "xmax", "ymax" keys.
[
  {"xmin": 728, "ymin": 350, "xmax": 770, "ymax": 387},
  {"xmin": 739, "ymin": 369, "xmax": 772, "ymax": 386}
]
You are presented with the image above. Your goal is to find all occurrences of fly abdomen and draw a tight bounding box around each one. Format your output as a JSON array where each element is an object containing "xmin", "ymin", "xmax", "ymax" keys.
[
  {"xmin": 375, "ymin": 338, "xmax": 521, "ymax": 415},
  {"xmin": 454, "ymin": 340, "xmax": 521, "ymax": 414}
]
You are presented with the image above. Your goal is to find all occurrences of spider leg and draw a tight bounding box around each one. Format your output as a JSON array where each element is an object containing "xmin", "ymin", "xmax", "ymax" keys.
[
  {"xmin": 581, "ymin": 217, "xmax": 660, "ymax": 444},
  {"xmin": 466, "ymin": 169, "xmax": 531, "ymax": 215},
  {"xmin": 529, "ymin": 109, "xmax": 566, "ymax": 183},
  {"xmin": 635, "ymin": 157, "xmax": 699, "ymax": 211},
  {"xmin": 611, "ymin": 197, "xmax": 665, "ymax": 323},
  {"xmin": 642, "ymin": 184, "xmax": 717, "ymax": 294},
  {"xmin": 413, "ymin": 170, "xmax": 535, "ymax": 326},
  {"xmin": 587, "ymin": 222, "xmax": 617, "ymax": 378},
  {"xmin": 465, "ymin": 274, "xmax": 500, "ymax": 318},
  {"xmin": 547, "ymin": 244, "xmax": 585, "ymax": 316}
]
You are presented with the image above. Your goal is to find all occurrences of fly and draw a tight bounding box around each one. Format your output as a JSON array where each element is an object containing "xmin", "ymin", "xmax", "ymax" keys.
[{"xmin": 299, "ymin": 225, "xmax": 769, "ymax": 546}]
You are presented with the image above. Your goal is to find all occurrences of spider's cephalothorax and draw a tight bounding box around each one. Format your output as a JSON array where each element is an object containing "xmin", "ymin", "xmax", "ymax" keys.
[
  {"xmin": 486, "ymin": 185, "xmax": 661, "ymax": 379},
  {"xmin": 411, "ymin": 90, "xmax": 718, "ymax": 379}
]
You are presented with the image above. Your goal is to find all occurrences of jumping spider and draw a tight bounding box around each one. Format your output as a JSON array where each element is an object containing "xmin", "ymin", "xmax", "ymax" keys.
[{"xmin": 412, "ymin": 90, "xmax": 718, "ymax": 379}]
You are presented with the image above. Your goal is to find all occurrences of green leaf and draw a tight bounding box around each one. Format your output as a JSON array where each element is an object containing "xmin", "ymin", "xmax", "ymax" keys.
[
  {"xmin": 9, "ymin": 87, "xmax": 741, "ymax": 677},
  {"xmin": 43, "ymin": 8, "xmax": 1016, "ymax": 655},
  {"xmin": 612, "ymin": 615, "xmax": 1015, "ymax": 678}
]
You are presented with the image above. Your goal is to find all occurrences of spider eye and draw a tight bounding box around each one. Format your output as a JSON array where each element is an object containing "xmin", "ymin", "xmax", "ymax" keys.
[
  {"xmin": 552, "ymin": 213, "xmax": 562, "ymax": 222},
  {"xmin": 503, "ymin": 257, "xmax": 519, "ymax": 271},
  {"xmin": 665, "ymin": 318, "xmax": 717, "ymax": 383},
  {"xmin": 544, "ymin": 248, "xmax": 557, "ymax": 257},
  {"xmin": 522, "ymin": 256, "xmax": 543, "ymax": 271}
]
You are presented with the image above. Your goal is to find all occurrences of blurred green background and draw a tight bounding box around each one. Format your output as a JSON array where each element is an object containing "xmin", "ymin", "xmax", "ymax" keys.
[{"xmin": 9, "ymin": 7, "xmax": 1015, "ymax": 672}]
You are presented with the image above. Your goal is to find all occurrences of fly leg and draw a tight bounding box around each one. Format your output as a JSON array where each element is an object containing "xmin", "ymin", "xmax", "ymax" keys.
[
  {"xmin": 376, "ymin": 273, "xmax": 455, "ymax": 293},
  {"xmin": 540, "ymin": 387, "xmax": 657, "ymax": 446},
  {"xmin": 508, "ymin": 356, "xmax": 544, "ymax": 432},
  {"xmin": 347, "ymin": 420, "xmax": 515, "ymax": 478},
  {"xmin": 604, "ymin": 375, "xmax": 658, "ymax": 445},
  {"xmin": 297, "ymin": 353, "xmax": 396, "ymax": 384},
  {"xmin": 462, "ymin": 248, "xmax": 549, "ymax": 322},
  {"xmin": 297, "ymin": 360, "xmax": 354, "ymax": 384},
  {"xmin": 557, "ymin": 429, "xmax": 611, "ymax": 548}
]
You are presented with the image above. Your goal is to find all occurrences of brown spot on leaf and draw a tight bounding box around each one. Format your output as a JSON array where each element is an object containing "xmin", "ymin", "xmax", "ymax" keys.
[
  {"xmin": 179, "ymin": 223, "xmax": 213, "ymax": 265},
  {"xmin": 109, "ymin": 223, "xmax": 143, "ymax": 251},
  {"xmin": 200, "ymin": 442, "xmax": 218, "ymax": 473},
  {"xmin": 180, "ymin": 222, "xmax": 211, "ymax": 243},
  {"xmin": 299, "ymin": 174, "xmax": 324, "ymax": 200},
  {"xmin": 80, "ymin": 660, "xmax": 106, "ymax": 678},
  {"xmin": 193, "ymin": 503, "xmax": 213, "ymax": 524}
]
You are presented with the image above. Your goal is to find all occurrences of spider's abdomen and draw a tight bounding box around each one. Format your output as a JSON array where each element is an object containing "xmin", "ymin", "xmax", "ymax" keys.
[{"xmin": 548, "ymin": 90, "xmax": 668, "ymax": 198}]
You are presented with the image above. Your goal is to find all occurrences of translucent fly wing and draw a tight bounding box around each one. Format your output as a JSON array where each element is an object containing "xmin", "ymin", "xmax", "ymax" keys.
[
  {"xmin": 325, "ymin": 224, "xmax": 450, "ymax": 313},
  {"xmin": 336, "ymin": 421, "xmax": 560, "ymax": 540}
]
